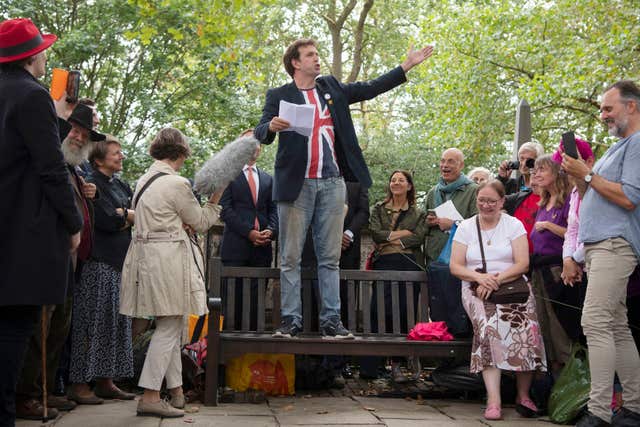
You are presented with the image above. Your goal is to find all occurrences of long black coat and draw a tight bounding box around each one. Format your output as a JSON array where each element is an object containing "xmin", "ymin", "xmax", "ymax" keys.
[
  {"xmin": 0, "ymin": 68, "xmax": 83, "ymax": 306},
  {"xmin": 254, "ymin": 66, "xmax": 407, "ymax": 202}
]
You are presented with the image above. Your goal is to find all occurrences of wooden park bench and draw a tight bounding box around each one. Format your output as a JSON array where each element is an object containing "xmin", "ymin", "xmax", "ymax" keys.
[{"xmin": 203, "ymin": 257, "xmax": 471, "ymax": 405}]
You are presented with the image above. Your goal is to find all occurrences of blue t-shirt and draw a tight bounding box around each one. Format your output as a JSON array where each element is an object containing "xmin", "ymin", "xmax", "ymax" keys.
[{"xmin": 579, "ymin": 130, "xmax": 640, "ymax": 256}]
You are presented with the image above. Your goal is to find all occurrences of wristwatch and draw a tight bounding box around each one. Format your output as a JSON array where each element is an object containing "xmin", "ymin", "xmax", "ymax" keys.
[{"xmin": 584, "ymin": 171, "xmax": 594, "ymax": 184}]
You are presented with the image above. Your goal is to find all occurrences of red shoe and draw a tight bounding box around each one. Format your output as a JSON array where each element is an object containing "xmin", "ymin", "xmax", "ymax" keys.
[{"xmin": 484, "ymin": 404, "xmax": 502, "ymax": 420}]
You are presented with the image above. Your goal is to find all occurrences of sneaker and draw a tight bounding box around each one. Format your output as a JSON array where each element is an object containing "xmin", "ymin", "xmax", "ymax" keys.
[
  {"xmin": 321, "ymin": 320, "xmax": 354, "ymax": 340},
  {"xmin": 391, "ymin": 363, "xmax": 408, "ymax": 384},
  {"xmin": 612, "ymin": 407, "xmax": 640, "ymax": 427},
  {"xmin": 272, "ymin": 319, "xmax": 301, "ymax": 338},
  {"xmin": 576, "ymin": 410, "xmax": 611, "ymax": 427}
]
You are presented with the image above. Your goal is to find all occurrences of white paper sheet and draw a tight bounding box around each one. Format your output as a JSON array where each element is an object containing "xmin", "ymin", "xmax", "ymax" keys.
[
  {"xmin": 278, "ymin": 100, "xmax": 315, "ymax": 137},
  {"xmin": 434, "ymin": 200, "xmax": 464, "ymax": 221}
]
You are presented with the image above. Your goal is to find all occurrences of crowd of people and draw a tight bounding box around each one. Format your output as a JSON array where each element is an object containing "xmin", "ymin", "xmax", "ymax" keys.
[{"xmin": 2, "ymin": 16, "xmax": 640, "ymax": 427}]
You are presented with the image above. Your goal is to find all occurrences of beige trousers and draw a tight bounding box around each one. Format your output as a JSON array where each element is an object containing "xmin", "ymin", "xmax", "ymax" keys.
[
  {"xmin": 583, "ymin": 237, "xmax": 640, "ymax": 421},
  {"xmin": 138, "ymin": 316, "xmax": 183, "ymax": 391}
]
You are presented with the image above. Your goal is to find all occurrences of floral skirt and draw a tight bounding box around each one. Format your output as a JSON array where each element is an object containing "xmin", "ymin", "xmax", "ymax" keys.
[{"xmin": 461, "ymin": 283, "xmax": 547, "ymax": 373}]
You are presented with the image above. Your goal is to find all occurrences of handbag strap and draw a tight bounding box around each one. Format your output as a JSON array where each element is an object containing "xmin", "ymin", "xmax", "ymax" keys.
[
  {"xmin": 475, "ymin": 216, "xmax": 487, "ymax": 273},
  {"xmin": 133, "ymin": 172, "xmax": 169, "ymax": 209}
]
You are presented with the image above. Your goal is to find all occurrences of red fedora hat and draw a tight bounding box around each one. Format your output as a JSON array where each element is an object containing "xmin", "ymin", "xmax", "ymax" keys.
[{"xmin": 0, "ymin": 18, "xmax": 57, "ymax": 63}]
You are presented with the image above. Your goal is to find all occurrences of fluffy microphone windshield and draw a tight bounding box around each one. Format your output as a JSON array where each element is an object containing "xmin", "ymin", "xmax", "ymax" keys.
[{"xmin": 193, "ymin": 135, "xmax": 259, "ymax": 196}]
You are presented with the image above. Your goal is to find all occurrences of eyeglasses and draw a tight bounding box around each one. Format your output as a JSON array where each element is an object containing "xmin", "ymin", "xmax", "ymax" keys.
[{"xmin": 477, "ymin": 198, "xmax": 499, "ymax": 206}]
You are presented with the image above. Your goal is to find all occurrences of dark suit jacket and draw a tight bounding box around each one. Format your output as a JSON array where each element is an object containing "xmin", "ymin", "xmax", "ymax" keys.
[
  {"xmin": 341, "ymin": 182, "xmax": 369, "ymax": 269},
  {"xmin": 219, "ymin": 167, "xmax": 278, "ymax": 264},
  {"xmin": 0, "ymin": 68, "xmax": 82, "ymax": 306},
  {"xmin": 254, "ymin": 67, "xmax": 407, "ymax": 202}
]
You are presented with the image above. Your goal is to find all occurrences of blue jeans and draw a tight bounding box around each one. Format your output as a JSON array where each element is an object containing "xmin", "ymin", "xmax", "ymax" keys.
[{"xmin": 278, "ymin": 177, "xmax": 346, "ymax": 328}]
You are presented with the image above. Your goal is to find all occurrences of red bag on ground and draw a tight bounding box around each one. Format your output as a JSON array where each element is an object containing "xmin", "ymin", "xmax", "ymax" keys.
[{"xmin": 408, "ymin": 321, "xmax": 454, "ymax": 341}]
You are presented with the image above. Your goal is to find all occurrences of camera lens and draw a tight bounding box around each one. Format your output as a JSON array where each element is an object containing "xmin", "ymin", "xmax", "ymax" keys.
[{"xmin": 525, "ymin": 158, "xmax": 535, "ymax": 169}]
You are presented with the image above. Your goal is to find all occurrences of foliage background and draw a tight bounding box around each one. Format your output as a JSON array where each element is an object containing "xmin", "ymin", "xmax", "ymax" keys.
[{"xmin": 2, "ymin": 0, "xmax": 638, "ymax": 203}]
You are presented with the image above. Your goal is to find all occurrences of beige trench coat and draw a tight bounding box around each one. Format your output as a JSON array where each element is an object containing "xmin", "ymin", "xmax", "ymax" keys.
[{"xmin": 120, "ymin": 161, "xmax": 220, "ymax": 318}]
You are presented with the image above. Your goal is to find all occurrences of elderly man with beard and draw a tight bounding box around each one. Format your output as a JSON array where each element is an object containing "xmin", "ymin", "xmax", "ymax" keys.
[{"xmin": 15, "ymin": 103, "xmax": 106, "ymax": 419}]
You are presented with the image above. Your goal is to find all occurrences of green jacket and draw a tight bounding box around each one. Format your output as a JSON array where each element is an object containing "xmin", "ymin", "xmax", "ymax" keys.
[
  {"xmin": 369, "ymin": 201, "xmax": 427, "ymax": 267},
  {"xmin": 424, "ymin": 182, "xmax": 478, "ymax": 265}
]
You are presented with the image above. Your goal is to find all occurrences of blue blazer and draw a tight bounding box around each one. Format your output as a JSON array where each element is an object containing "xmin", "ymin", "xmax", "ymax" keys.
[
  {"xmin": 254, "ymin": 66, "xmax": 407, "ymax": 202},
  {"xmin": 219, "ymin": 168, "xmax": 278, "ymax": 263}
]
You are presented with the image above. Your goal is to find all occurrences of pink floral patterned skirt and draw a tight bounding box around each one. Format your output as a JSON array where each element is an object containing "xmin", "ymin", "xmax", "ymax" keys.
[{"xmin": 461, "ymin": 283, "xmax": 547, "ymax": 373}]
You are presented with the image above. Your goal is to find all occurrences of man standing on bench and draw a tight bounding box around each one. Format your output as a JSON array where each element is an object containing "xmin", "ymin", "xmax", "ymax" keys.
[{"xmin": 254, "ymin": 38, "xmax": 433, "ymax": 339}]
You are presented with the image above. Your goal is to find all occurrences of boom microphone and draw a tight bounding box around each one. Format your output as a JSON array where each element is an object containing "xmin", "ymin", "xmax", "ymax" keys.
[{"xmin": 193, "ymin": 134, "xmax": 259, "ymax": 196}]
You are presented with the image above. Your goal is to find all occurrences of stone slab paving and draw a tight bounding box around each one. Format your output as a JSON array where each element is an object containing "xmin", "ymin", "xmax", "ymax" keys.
[{"xmin": 15, "ymin": 396, "xmax": 557, "ymax": 427}]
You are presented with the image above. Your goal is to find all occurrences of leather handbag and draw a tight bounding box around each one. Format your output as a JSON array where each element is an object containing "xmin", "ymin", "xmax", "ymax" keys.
[{"xmin": 470, "ymin": 216, "xmax": 529, "ymax": 304}]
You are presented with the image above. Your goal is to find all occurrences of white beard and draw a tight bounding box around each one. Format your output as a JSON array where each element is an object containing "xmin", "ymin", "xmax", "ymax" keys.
[{"xmin": 61, "ymin": 136, "xmax": 92, "ymax": 166}]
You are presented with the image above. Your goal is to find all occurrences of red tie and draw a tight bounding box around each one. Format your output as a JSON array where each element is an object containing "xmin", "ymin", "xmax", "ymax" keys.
[{"xmin": 246, "ymin": 167, "xmax": 260, "ymax": 230}]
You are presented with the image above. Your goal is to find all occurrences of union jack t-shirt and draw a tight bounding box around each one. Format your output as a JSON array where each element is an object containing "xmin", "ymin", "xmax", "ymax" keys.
[{"xmin": 300, "ymin": 88, "xmax": 340, "ymax": 179}]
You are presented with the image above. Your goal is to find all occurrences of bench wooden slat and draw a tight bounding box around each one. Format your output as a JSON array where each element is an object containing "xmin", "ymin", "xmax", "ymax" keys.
[
  {"xmin": 347, "ymin": 280, "xmax": 356, "ymax": 332},
  {"xmin": 257, "ymin": 278, "xmax": 265, "ymax": 333},
  {"xmin": 391, "ymin": 281, "xmax": 400, "ymax": 335},
  {"xmin": 225, "ymin": 279, "xmax": 235, "ymax": 331},
  {"xmin": 362, "ymin": 281, "xmax": 371, "ymax": 334},
  {"xmin": 376, "ymin": 280, "xmax": 385, "ymax": 334},
  {"xmin": 420, "ymin": 282, "xmax": 429, "ymax": 322},
  {"xmin": 242, "ymin": 278, "xmax": 251, "ymax": 331},
  {"xmin": 406, "ymin": 282, "xmax": 415, "ymax": 329}
]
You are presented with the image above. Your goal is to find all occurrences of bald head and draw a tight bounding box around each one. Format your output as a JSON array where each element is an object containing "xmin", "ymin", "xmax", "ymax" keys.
[{"xmin": 440, "ymin": 148, "xmax": 465, "ymax": 183}]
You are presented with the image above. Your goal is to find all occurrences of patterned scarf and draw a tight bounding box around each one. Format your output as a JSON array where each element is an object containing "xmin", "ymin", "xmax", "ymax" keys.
[{"xmin": 434, "ymin": 174, "xmax": 473, "ymax": 206}]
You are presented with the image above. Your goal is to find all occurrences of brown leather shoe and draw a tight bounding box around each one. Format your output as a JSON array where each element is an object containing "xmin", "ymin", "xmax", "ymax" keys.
[
  {"xmin": 15, "ymin": 398, "xmax": 59, "ymax": 420},
  {"xmin": 47, "ymin": 395, "xmax": 77, "ymax": 411},
  {"xmin": 94, "ymin": 387, "xmax": 136, "ymax": 400},
  {"xmin": 67, "ymin": 390, "xmax": 104, "ymax": 405},
  {"xmin": 137, "ymin": 399, "xmax": 184, "ymax": 418}
]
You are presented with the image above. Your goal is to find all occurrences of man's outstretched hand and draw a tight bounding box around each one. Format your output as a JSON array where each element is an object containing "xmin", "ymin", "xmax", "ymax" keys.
[{"xmin": 401, "ymin": 45, "xmax": 434, "ymax": 73}]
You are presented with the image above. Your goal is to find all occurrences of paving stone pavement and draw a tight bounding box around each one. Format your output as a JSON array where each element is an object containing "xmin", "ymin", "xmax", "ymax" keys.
[{"xmin": 15, "ymin": 396, "xmax": 555, "ymax": 427}]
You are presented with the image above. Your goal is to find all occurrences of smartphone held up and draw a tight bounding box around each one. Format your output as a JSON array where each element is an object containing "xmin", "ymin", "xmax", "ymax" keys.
[{"xmin": 50, "ymin": 68, "xmax": 81, "ymax": 103}]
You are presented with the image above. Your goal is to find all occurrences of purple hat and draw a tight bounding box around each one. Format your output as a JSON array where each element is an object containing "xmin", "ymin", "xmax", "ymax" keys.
[{"xmin": 552, "ymin": 137, "xmax": 594, "ymax": 164}]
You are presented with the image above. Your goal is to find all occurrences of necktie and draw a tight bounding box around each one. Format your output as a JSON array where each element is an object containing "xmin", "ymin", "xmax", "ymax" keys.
[{"xmin": 246, "ymin": 167, "xmax": 260, "ymax": 230}]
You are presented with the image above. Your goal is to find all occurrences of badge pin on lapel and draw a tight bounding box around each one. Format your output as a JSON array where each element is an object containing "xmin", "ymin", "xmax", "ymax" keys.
[{"xmin": 324, "ymin": 93, "xmax": 333, "ymax": 105}]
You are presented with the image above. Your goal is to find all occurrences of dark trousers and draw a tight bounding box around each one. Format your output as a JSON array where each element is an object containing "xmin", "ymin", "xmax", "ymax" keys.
[
  {"xmin": 222, "ymin": 257, "xmax": 271, "ymax": 331},
  {"xmin": 0, "ymin": 305, "xmax": 39, "ymax": 427},
  {"xmin": 15, "ymin": 296, "xmax": 73, "ymax": 401}
]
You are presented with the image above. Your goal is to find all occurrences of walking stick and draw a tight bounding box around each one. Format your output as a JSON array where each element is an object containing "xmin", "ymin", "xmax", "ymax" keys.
[{"xmin": 41, "ymin": 306, "xmax": 48, "ymax": 422}]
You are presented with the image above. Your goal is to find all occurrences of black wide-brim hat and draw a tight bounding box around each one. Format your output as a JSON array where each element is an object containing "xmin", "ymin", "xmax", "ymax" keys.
[
  {"xmin": 0, "ymin": 18, "xmax": 57, "ymax": 63},
  {"xmin": 68, "ymin": 104, "xmax": 106, "ymax": 142}
]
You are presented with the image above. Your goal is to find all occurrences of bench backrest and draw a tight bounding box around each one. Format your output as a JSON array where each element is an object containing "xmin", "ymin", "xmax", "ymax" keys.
[{"xmin": 208, "ymin": 257, "xmax": 430, "ymax": 337}]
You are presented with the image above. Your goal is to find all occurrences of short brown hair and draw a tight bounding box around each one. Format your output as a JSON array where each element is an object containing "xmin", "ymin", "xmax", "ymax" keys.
[
  {"xmin": 149, "ymin": 127, "xmax": 191, "ymax": 161},
  {"xmin": 606, "ymin": 80, "xmax": 640, "ymax": 106},
  {"xmin": 89, "ymin": 135, "xmax": 121, "ymax": 168},
  {"xmin": 477, "ymin": 179, "xmax": 506, "ymax": 199},
  {"xmin": 283, "ymin": 38, "xmax": 316, "ymax": 78}
]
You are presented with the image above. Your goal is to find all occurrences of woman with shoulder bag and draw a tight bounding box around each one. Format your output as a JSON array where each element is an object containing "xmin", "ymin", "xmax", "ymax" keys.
[
  {"xmin": 450, "ymin": 180, "xmax": 546, "ymax": 420},
  {"xmin": 119, "ymin": 128, "xmax": 225, "ymax": 418}
]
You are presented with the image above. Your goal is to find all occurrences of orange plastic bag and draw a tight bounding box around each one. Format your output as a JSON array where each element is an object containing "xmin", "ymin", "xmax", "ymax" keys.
[{"xmin": 226, "ymin": 353, "xmax": 295, "ymax": 395}]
